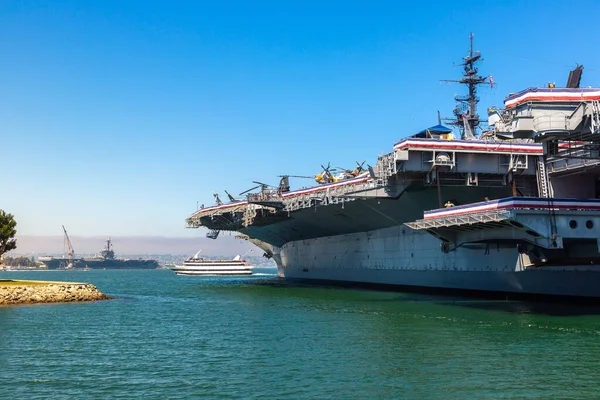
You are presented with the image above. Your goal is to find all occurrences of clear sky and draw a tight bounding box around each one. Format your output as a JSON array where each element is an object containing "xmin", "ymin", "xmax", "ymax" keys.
[{"xmin": 3, "ymin": 0, "xmax": 600, "ymax": 237}]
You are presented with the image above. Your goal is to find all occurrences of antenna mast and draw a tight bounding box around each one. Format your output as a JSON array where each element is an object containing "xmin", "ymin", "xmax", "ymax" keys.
[{"xmin": 441, "ymin": 32, "xmax": 489, "ymax": 139}]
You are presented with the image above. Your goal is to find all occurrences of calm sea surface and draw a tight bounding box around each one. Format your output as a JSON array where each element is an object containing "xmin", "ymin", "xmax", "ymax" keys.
[{"xmin": 2, "ymin": 269, "xmax": 600, "ymax": 399}]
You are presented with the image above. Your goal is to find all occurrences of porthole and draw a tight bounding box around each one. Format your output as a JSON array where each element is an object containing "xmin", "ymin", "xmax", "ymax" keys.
[
  {"xmin": 586, "ymin": 220, "xmax": 594, "ymax": 229},
  {"xmin": 569, "ymin": 220, "xmax": 578, "ymax": 229}
]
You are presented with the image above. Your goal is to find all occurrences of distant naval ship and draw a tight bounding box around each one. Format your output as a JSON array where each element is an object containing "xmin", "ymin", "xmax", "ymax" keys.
[
  {"xmin": 39, "ymin": 226, "xmax": 159, "ymax": 270},
  {"xmin": 186, "ymin": 34, "xmax": 600, "ymax": 298}
]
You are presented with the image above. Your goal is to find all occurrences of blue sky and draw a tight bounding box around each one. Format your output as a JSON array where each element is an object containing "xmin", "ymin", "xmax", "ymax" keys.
[{"xmin": 3, "ymin": 0, "xmax": 600, "ymax": 237}]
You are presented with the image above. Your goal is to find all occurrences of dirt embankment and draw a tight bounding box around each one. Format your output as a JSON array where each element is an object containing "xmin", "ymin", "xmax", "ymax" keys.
[{"xmin": 0, "ymin": 281, "xmax": 111, "ymax": 305}]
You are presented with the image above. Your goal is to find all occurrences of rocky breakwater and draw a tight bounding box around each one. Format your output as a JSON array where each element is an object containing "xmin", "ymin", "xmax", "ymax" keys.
[{"xmin": 0, "ymin": 280, "xmax": 111, "ymax": 305}]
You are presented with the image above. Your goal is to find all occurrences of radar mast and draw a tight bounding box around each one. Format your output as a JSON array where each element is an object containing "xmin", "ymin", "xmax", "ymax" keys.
[{"xmin": 441, "ymin": 32, "xmax": 489, "ymax": 139}]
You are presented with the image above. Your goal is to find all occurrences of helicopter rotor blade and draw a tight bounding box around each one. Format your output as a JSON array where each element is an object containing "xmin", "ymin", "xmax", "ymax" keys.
[
  {"xmin": 278, "ymin": 175, "xmax": 313, "ymax": 179},
  {"xmin": 239, "ymin": 185, "xmax": 261, "ymax": 196},
  {"xmin": 252, "ymin": 181, "xmax": 270, "ymax": 186}
]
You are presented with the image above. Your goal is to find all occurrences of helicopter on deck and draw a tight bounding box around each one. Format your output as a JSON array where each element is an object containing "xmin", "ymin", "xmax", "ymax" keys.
[
  {"xmin": 239, "ymin": 175, "xmax": 313, "ymax": 199},
  {"xmin": 315, "ymin": 161, "xmax": 367, "ymax": 184},
  {"xmin": 315, "ymin": 163, "xmax": 338, "ymax": 184}
]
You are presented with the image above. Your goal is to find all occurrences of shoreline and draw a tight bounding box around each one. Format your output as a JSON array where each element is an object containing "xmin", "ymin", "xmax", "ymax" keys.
[{"xmin": 0, "ymin": 280, "xmax": 111, "ymax": 305}]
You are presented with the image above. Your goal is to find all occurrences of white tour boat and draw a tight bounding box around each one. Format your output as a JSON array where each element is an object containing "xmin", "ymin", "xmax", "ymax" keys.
[{"xmin": 171, "ymin": 250, "xmax": 254, "ymax": 276}]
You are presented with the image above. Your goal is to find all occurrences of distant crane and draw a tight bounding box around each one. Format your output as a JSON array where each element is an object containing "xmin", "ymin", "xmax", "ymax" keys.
[{"xmin": 62, "ymin": 225, "xmax": 75, "ymax": 269}]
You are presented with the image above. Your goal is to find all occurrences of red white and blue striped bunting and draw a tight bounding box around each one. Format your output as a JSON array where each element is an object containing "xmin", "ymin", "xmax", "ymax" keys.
[
  {"xmin": 393, "ymin": 138, "xmax": 576, "ymax": 154},
  {"xmin": 504, "ymin": 88, "xmax": 600, "ymax": 109},
  {"xmin": 190, "ymin": 173, "xmax": 371, "ymax": 217},
  {"xmin": 424, "ymin": 197, "xmax": 600, "ymax": 220},
  {"xmin": 396, "ymin": 138, "xmax": 544, "ymax": 154}
]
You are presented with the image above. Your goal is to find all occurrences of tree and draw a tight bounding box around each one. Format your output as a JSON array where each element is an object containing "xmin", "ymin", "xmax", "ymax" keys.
[{"xmin": 0, "ymin": 210, "xmax": 17, "ymax": 258}]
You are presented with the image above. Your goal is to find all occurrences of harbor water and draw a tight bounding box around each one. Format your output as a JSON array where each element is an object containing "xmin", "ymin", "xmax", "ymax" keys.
[{"xmin": 2, "ymin": 269, "xmax": 600, "ymax": 399}]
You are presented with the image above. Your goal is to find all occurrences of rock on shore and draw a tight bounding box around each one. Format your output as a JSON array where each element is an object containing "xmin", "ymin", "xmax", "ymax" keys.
[{"xmin": 0, "ymin": 282, "xmax": 111, "ymax": 305}]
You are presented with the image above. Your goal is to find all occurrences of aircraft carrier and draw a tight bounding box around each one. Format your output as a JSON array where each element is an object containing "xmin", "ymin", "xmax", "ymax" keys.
[
  {"xmin": 40, "ymin": 228, "xmax": 159, "ymax": 270},
  {"xmin": 186, "ymin": 34, "xmax": 600, "ymax": 298}
]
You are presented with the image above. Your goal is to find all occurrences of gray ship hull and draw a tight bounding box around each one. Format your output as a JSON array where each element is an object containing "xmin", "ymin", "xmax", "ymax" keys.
[
  {"xmin": 196, "ymin": 187, "xmax": 600, "ymax": 298},
  {"xmin": 279, "ymin": 263, "xmax": 600, "ymax": 298},
  {"xmin": 40, "ymin": 258, "xmax": 84, "ymax": 270},
  {"xmin": 41, "ymin": 258, "xmax": 158, "ymax": 270},
  {"xmin": 273, "ymin": 224, "xmax": 600, "ymax": 298},
  {"xmin": 218, "ymin": 188, "xmax": 600, "ymax": 298},
  {"xmin": 82, "ymin": 259, "xmax": 159, "ymax": 270}
]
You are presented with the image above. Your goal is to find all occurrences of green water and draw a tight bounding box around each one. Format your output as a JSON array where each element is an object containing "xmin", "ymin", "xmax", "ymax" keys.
[{"xmin": 1, "ymin": 269, "xmax": 600, "ymax": 399}]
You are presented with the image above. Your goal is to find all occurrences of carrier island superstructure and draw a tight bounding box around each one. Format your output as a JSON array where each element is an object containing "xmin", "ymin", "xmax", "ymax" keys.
[{"xmin": 187, "ymin": 37, "xmax": 600, "ymax": 298}]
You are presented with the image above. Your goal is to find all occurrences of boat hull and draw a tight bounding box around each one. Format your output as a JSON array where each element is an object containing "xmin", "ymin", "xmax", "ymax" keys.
[
  {"xmin": 41, "ymin": 258, "xmax": 159, "ymax": 270},
  {"xmin": 171, "ymin": 260, "xmax": 254, "ymax": 277},
  {"xmin": 173, "ymin": 270, "xmax": 253, "ymax": 276},
  {"xmin": 274, "ymin": 224, "xmax": 600, "ymax": 298},
  {"xmin": 279, "ymin": 265, "xmax": 600, "ymax": 298}
]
